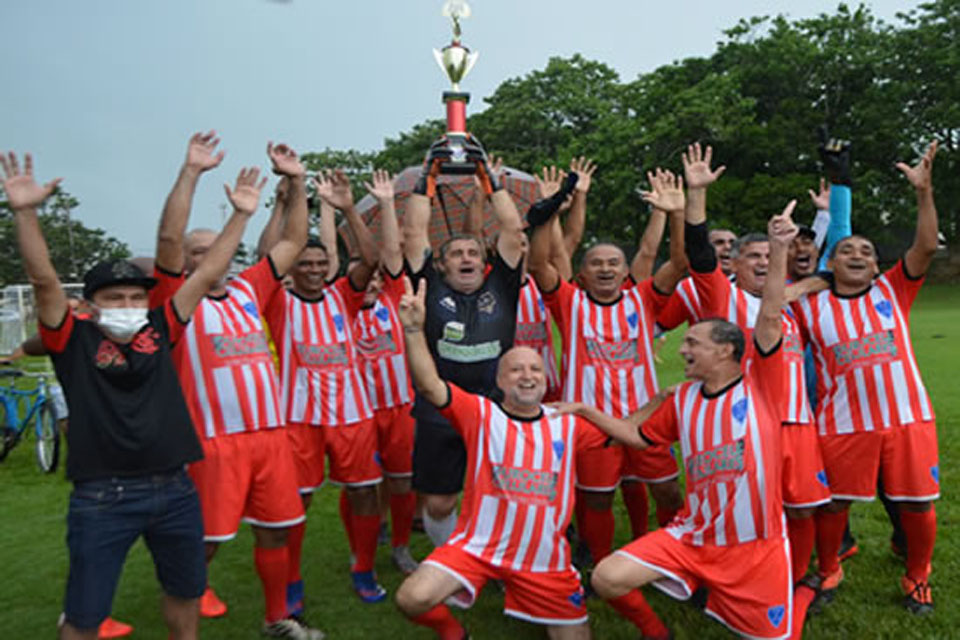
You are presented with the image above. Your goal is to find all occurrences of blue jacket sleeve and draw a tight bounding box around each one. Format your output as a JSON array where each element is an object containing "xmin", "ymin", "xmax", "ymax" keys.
[{"xmin": 819, "ymin": 184, "xmax": 852, "ymax": 271}]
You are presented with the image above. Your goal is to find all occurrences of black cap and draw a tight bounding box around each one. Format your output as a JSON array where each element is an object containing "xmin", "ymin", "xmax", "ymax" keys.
[
  {"xmin": 796, "ymin": 225, "xmax": 817, "ymax": 241},
  {"xmin": 83, "ymin": 260, "xmax": 157, "ymax": 300}
]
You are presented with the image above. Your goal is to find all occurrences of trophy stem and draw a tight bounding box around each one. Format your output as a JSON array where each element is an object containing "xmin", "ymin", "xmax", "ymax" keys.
[{"xmin": 443, "ymin": 91, "xmax": 470, "ymax": 134}]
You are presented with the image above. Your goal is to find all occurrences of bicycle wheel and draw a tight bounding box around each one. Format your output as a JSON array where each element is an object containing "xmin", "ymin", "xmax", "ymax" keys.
[
  {"xmin": 0, "ymin": 402, "xmax": 11, "ymax": 463},
  {"xmin": 35, "ymin": 403, "xmax": 59, "ymax": 473}
]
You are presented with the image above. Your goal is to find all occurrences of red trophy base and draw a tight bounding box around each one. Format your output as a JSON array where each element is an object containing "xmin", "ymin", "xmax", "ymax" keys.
[{"xmin": 440, "ymin": 91, "xmax": 475, "ymax": 175}]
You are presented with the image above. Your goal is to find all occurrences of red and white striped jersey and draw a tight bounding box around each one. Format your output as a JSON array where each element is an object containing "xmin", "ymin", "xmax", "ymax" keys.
[
  {"xmin": 515, "ymin": 277, "xmax": 560, "ymax": 401},
  {"xmin": 656, "ymin": 276, "xmax": 703, "ymax": 331},
  {"xmin": 691, "ymin": 266, "xmax": 812, "ymax": 425},
  {"xmin": 162, "ymin": 259, "xmax": 285, "ymax": 440},
  {"xmin": 352, "ymin": 271, "xmax": 413, "ymax": 411},
  {"xmin": 440, "ymin": 384, "xmax": 608, "ymax": 572},
  {"xmin": 642, "ymin": 343, "xmax": 786, "ymax": 546},
  {"xmin": 543, "ymin": 278, "xmax": 667, "ymax": 418},
  {"xmin": 264, "ymin": 276, "xmax": 373, "ymax": 427},
  {"xmin": 793, "ymin": 261, "xmax": 934, "ymax": 435}
]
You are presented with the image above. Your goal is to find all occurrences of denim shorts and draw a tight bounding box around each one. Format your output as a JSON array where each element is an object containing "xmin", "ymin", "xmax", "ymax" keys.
[{"xmin": 63, "ymin": 469, "xmax": 206, "ymax": 630}]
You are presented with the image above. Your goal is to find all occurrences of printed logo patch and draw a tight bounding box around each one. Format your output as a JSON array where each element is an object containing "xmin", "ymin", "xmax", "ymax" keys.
[
  {"xmin": 875, "ymin": 299, "xmax": 893, "ymax": 319},
  {"xmin": 242, "ymin": 301, "xmax": 259, "ymax": 318},
  {"xmin": 552, "ymin": 440, "xmax": 565, "ymax": 459},
  {"xmin": 442, "ymin": 321, "xmax": 465, "ymax": 342},
  {"xmin": 626, "ymin": 312, "xmax": 638, "ymax": 329},
  {"xmin": 732, "ymin": 398, "xmax": 748, "ymax": 423},
  {"xmin": 333, "ymin": 314, "xmax": 344, "ymax": 332},
  {"xmin": 375, "ymin": 306, "xmax": 390, "ymax": 321},
  {"xmin": 767, "ymin": 604, "xmax": 785, "ymax": 627},
  {"xmin": 373, "ymin": 451, "xmax": 382, "ymax": 467},
  {"xmin": 568, "ymin": 589, "xmax": 585, "ymax": 608},
  {"xmin": 931, "ymin": 465, "xmax": 939, "ymax": 483},
  {"xmin": 440, "ymin": 296, "xmax": 457, "ymax": 313},
  {"xmin": 538, "ymin": 298, "xmax": 545, "ymax": 312},
  {"xmin": 816, "ymin": 470, "xmax": 829, "ymax": 487}
]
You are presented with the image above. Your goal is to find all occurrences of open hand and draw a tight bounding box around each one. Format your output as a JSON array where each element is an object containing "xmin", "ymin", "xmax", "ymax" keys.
[
  {"xmin": 224, "ymin": 167, "xmax": 267, "ymax": 216},
  {"xmin": 682, "ymin": 142, "xmax": 725, "ymax": 189},
  {"xmin": 267, "ymin": 142, "xmax": 305, "ymax": 178},
  {"xmin": 768, "ymin": 200, "xmax": 799, "ymax": 246},
  {"xmin": 313, "ymin": 169, "xmax": 355, "ymax": 211},
  {"xmin": 640, "ymin": 168, "xmax": 685, "ymax": 213},
  {"xmin": 185, "ymin": 131, "xmax": 225, "ymax": 173},
  {"xmin": 569, "ymin": 156, "xmax": 597, "ymax": 193},
  {"xmin": 808, "ymin": 177, "xmax": 830, "ymax": 210},
  {"xmin": 0, "ymin": 152, "xmax": 62, "ymax": 211},
  {"xmin": 397, "ymin": 275, "xmax": 427, "ymax": 331},
  {"xmin": 895, "ymin": 140, "xmax": 938, "ymax": 191}
]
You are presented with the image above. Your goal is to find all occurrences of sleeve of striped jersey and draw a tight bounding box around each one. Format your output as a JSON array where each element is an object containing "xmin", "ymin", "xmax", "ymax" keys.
[
  {"xmin": 635, "ymin": 276, "xmax": 671, "ymax": 316},
  {"xmin": 380, "ymin": 269, "xmax": 406, "ymax": 306},
  {"xmin": 159, "ymin": 298, "xmax": 188, "ymax": 344},
  {"xmin": 883, "ymin": 259, "xmax": 925, "ymax": 312},
  {"xmin": 751, "ymin": 336, "xmax": 787, "ymax": 421},
  {"xmin": 38, "ymin": 309, "xmax": 75, "ymax": 355},
  {"xmin": 332, "ymin": 275, "xmax": 367, "ymax": 320},
  {"xmin": 655, "ymin": 290, "xmax": 691, "ymax": 331},
  {"xmin": 540, "ymin": 278, "xmax": 574, "ymax": 333},
  {"xmin": 689, "ymin": 264, "xmax": 730, "ymax": 319},
  {"xmin": 489, "ymin": 250, "xmax": 524, "ymax": 304},
  {"xmin": 149, "ymin": 266, "xmax": 185, "ymax": 309},
  {"xmin": 638, "ymin": 399, "xmax": 679, "ymax": 446},
  {"xmin": 575, "ymin": 417, "xmax": 612, "ymax": 451},
  {"xmin": 437, "ymin": 383, "xmax": 481, "ymax": 439},
  {"xmin": 235, "ymin": 256, "xmax": 284, "ymax": 308}
]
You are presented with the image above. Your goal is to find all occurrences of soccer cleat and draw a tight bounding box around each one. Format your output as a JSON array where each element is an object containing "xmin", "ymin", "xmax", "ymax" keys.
[
  {"xmin": 838, "ymin": 537, "xmax": 859, "ymax": 562},
  {"xmin": 901, "ymin": 576, "xmax": 934, "ymax": 615},
  {"xmin": 799, "ymin": 566, "xmax": 844, "ymax": 615},
  {"xmin": 391, "ymin": 546, "xmax": 419, "ymax": 575},
  {"xmin": 350, "ymin": 570, "xmax": 387, "ymax": 603},
  {"xmin": 97, "ymin": 617, "xmax": 134, "ymax": 639},
  {"xmin": 262, "ymin": 616, "xmax": 326, "ymax": 639},
  {"xmin": 200, "ymin": 586, "xmax": 228, "ymax": 618},
  {"xmin": 286, "ymin": 579, "xmax": 305, "ymax": 617}
]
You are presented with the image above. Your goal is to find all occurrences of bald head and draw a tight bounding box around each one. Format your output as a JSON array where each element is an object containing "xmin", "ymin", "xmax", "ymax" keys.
[
  {"xmin": 184, "ymin": 228, "xmax": 218, "ymax": 274},
  {"xmin": 496, "ymin": 346, "xmax": 547, "ymax": 413}
]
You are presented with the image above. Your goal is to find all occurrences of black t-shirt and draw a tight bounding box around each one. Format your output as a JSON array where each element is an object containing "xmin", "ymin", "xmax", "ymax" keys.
[
  {"xmin": 40, "ymin": 302, "xmax": 203, "ymax": 482},
  {"xmin": 407, "ymin": 250, "xmax": 522, "ymax": 420}
]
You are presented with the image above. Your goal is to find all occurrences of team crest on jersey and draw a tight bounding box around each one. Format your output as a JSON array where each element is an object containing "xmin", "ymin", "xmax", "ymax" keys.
[
  {"xmin": 875, "ymin": 299, "xmax": 893, "ymax": 319},
  {"xmin": 568, "ymin": 588, "xmax": 585, "ymax": 608},
  {"xmin": 931, "ymin": 465, "xmax": 939, "ymax": 483},
  {"xmin": 552, "ymin": 440, "xmax": 565, "ymax": 459},
  {"xmin": 626, "ymin": 312, "xmax": 638, "ymax": 328},
  {"xmin": 242, "ymin": 301, "xmax": 259, "ymax": 319},
  {"xmin": 333, "ymin": 314, "xmax": 344, "ymax": 332},
  {"xmin": 440, "ymin": 296, "xmax": 457, "ymax": 313},
  {"xmin": 538, "ymin": 298, "xmax": 545, "ymax": 312},
  {"xmin": 130, "ymin": 328, "xmax": 160, "ymax": 355},
  {"xmin": 94, "ymin": 340, "xmax": 128, "ymax": 369},
  {"xmin": 767, "ymin": 604, "xmax": 785, "ymax": 627},
  {"xmin": 375, "ymin": 306, "xmax": 390, "ymax": 322},
  {"xmin": 731, "ymin": 398, "xmax": 748, "ymax": 423},
  {"xmin": 478, "ymin": 291, "xmax": 497, "ymax": 314},
  {"xmin": 816, "ymin": 470, "xmax": 829, "ymax": 487},
  {"xmin": 443, "ymin": 321, "xmax": 465, "ymax": 342}
]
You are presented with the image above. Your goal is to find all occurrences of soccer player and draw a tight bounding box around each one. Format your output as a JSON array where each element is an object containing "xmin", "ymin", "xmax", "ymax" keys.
[
  {"xmin": 151, "ymin": 137, "xmax": 322, "ymax": 638},
  {"xmin": 527, "ymin": 168, "xmax": 687, "ymax": 568},
  {"xmin": 583, "ymin": 201, "xmax": 801, "ymax": 640},
  {"xmin": 793, "ymin": 141, "xmax": 941, "ymax": 614},
  {"xmin": 259, "ymin": 167, "xmax": 385, "ymax": 603},
  {"xmin": 402, "ymin": 136, "xmax": 526, "ymax": 549},
  {"xmin": 1, "ymin": 151, "xmax": 267, "ymax": 640},
  {"xmin": 680, "ymin": 143, "xmax": 831, "ymax": 586},
  {"xmin": 394, "ymin": 275, "xmax": 651, "ymax": 640}
]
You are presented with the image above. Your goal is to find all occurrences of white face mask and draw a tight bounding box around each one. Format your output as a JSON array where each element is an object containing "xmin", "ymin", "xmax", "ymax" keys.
[{"xmin": 95, "ymin": 307, "xmax": 149, "ymax": 341}]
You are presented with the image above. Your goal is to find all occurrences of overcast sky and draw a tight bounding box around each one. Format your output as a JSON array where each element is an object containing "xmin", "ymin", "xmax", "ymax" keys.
[{"xmin": 2, "ymin": 0, "xmax": 914, "ymax": 258}]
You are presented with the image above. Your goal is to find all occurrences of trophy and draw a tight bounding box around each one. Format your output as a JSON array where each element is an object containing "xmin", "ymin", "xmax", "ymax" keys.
[{"xmin": 432, "ymin": 0, "xmax": 479, "ymax": 174}]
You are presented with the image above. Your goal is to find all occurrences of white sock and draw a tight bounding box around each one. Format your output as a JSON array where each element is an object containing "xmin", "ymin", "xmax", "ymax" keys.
[{"xmin": 423, "ymin": 508, "xmax": 458, "ymax": 547}]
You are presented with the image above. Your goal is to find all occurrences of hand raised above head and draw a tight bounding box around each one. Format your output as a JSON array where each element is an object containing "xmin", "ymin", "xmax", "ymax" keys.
[
  {"xmin": 363, "ymin": 169, "xmax": 395, "ymax": 204},
  {"xmin": 808, "ymin": 177, "xmax": 830, "ymax": 210},
  {"xmin": 224, "ymin": 167, "xmax": 268, "ymax": 216},
  {"xmin": 185, "ymin": 130, "xmax": 225, "ymax": 173},
  {"xmin": 682, "ymin": 142, "xmax": 725, "ymax": 189},
  {"xmin": 314, "ymin": 169, "xmax": 355, "ymax": 210},
  {"xmin": 767, "ymin": 200, "xmax": 799, "ymax": 246},
  {"xmin": 639, "ymin": 168, "xmax": 685, "ymax": 213},
  {"xmin": 397, "ymin": 275, "xmax": 427, "ymax": 331},
  {"xmin": 895, "ymin": 140, "xmax": 938, "ymax": 191},
  {"xmin": 0, "ymin": 152, "xmax": 62, "ymax": 212},
  {"xmin": 569, "ymin": 156, "xmax": 597, "ymax": 193},
  {"xmin": 267, "ymin": 142, "xmax": 306, "ymax": 178}
]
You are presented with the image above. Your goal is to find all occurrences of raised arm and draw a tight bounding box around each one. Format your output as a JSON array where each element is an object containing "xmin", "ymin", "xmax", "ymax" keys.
[
  {"xmin": 526, "ymin": 171, "xmax": 579, "ymax": 293},
  {"xmin": 897, "ymin": 140, "xmax": 939, "ymax": 277},
  {"xmin": 755, "ymin": 200, "xmax": 798, "ymax": 353},
  {"xmin": 403, "ymin": 140, "xmax": 451, "ymax": 272},
  {"xmin": 257, "ymin": 177, "xmax": 289, "ymax": 259},
  {"xmin": 681, "ymin": 142, "xmax": 725, "ymax": 228},
  {"xmin": 317, "ymin": 169, "xmax": 376, "ymax": 289},
  {"xmin": 816, "ymin": 135, "xmax": 854, "ymax": 270},
  {"xmin": 535, "ymin": 166, "xmax": 575, "ymax": 280},
  {"xmin": 156, "ymin": 131, "xmax": 225, "ymax": 273},
  {"xmin": 466, "ymin": 141, "xmax": 523, "ymax": 269},
  {"xmin": 264, "ymin": 143, "xmax": 309, "ymax": 276},
  {"xmin": 640, "ymin": 169, "xmax": 687, "ymax": 294},
  {"xmin": 364, "ymin": 169, "xmax": 402, "ymax": 275},
  {"xmin": 173, "ymin": 168, "xmax": 267, "ymax": 319},
  {"xmin": 631, "ymin": 208, "xmax": 667, "ymax": 281},
  {"xmin": 315, "ymin": 189, "xmax": 340, "ymax": 280},
  {"xmin": 1, "ymin": 153, "xmax": 66, "ymax": 328},
  {"xmin": 562, "ymin": 157, "xmax": 596, "ymax": 256},
  {"xmin": 398, "ymin": 276, "xmax": 449, "ymax": 407}
]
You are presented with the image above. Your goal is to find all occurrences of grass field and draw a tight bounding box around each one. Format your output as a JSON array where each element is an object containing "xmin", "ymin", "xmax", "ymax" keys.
[{"xmin": 0, "ymin": 284, "xmax": 957, "ymax": 639}]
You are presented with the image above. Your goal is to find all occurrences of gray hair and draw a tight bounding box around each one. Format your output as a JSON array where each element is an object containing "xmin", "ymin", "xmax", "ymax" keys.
[
  {"xmin": 698, "ymin": 318, "xmax": 746, "ymax": 363},
  {"xmin": 730, "ymin": 232, "xmax": 768, "ymax": 259}
]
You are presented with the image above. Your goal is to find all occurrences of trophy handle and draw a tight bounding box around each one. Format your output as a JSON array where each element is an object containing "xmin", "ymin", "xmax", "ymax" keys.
[{"xmin": 462, "ymin": 51, "xmax": 479, "ymax": 80}]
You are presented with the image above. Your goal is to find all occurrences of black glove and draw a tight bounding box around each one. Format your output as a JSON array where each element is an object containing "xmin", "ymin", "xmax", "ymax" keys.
[
  {"xmin": 464, "ymin": 135, "xmax": 502, "ymax": 194},
  {"xmin": 413, "ymin": 137, "xmax": 453, "ymax": 197},
  {"xmin": 526, "ymin": 171, "xmax": 579, "ymax": 229},
  {"xmin": 817, "ymin": 125, "xmax": 852, "ymax": 186}
]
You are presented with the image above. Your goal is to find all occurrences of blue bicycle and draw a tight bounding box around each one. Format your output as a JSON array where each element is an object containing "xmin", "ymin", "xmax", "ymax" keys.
[{"xmin": 0, "ymin": 369, "xmax": 61, "ymax": 473}]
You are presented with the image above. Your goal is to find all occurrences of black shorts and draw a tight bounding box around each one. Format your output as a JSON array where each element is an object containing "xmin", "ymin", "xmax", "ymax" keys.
[{"xmin": 412, "ymin": 415, "xmax": 467, "ymax": 495}]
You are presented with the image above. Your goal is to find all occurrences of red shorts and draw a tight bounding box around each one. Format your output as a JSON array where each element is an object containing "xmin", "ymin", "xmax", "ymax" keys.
[
  {"xmin": 423, "ymin": 545, "xmax": 587, "ymax": 626},
  {"xmin": 287, "ymin": 424, "xmax": 325, "ymax": 494},
  {"xmin": 374, "ymin": 404, "xmax": 414, "ymax": 477},
  {"xmin": 819, "ymin": 421, "xmax": 940, "ymax": 502},
  {"xmin": 617, "ymin": 529, "xmax": 792, "ymax": 639},
  {"xmin": 189, "ymin": 430, "xmax": 305, "ymax": 541},
  {"xmin": 325, "ymin": 418, "xmax": 382, "ymax": 487},
  {"xmin": 575, "ymin": 445, "xmax": 624, "ymax": 491},
  {"xmin": 782, "ymin": 423, "xmax": 831, "ymax": 508},
  {"xmin": 622, "ymin": 444, "xmax": 680, "ymax": 484}
]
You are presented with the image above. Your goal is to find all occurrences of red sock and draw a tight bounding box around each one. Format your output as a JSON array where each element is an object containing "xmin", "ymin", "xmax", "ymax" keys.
[
  {"xmin": 411, "ymin": 604, "xmax": 464, "ymax": 640},
  {"xmin": 791, "ymin": 584, "xmax": 817, "ymax": 639},
  {"xmin": 621, "ymin": 483, "xmax": 649, "ymax": 539},
  {"xmin": 351, "ymin": 512, "xmax": 382, "ymax": 573},
  {"xmin": 390, "ymin": 491, "xmax": 417, "ymax": 548},
  {"xmin": 339, "ymin": 490, "xmax": 355, "ymax": 553},
  {"xmin": 900, "ymin": 507, "xmax": 936, "ymax": 581},
  {"xmin": 254, "ymin": 546, "xmax": 290, "ymax": 624},
  {"xmin": 580, "ymin": 503, "xmax": 615, "ymax": 563},
  {"xmin": 608, "ymin": 590, "xmax": 668, "ymax": 638},
  {"xmin": 286, "ymin": 521, "xmax": 305, "ymax": 584},
  {"xmin": 814, "ymin": 509, "xmax": 848, "ymax": 576},
  {"xmin": 655, "ymin": 505, "xmax": 679, "ymax": 528},
  {"xmin": 787, "ymin": 515, "xmax": 815, "ymax": 580}
]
